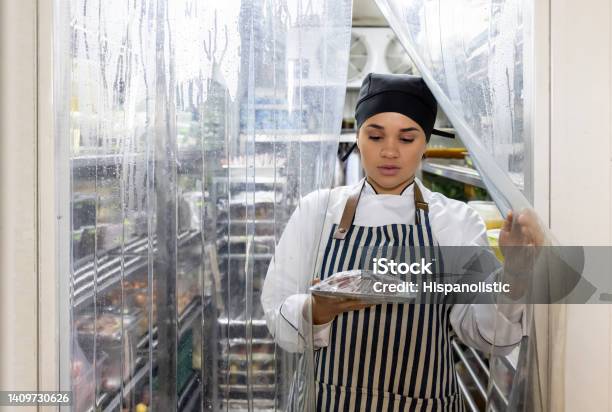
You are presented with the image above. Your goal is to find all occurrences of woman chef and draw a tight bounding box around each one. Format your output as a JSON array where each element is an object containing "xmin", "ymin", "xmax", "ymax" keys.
[{"xmin": 261, "ymin": 73, "xmax": 541, "ymax": 411}]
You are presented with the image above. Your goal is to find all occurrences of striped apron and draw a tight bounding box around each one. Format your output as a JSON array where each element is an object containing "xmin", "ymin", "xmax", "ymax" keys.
[{"xmin": 313, "ymin": 179, "xmax": 466, "ymax": 411}]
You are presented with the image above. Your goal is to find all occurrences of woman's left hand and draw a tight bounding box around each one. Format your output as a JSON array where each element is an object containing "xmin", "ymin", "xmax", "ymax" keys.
[{"xmin": 498, "ymin": 208, "xmax": 546, "ymax": 275}]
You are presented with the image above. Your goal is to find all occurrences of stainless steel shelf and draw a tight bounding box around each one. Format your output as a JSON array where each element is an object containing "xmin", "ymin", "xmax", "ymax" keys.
[
  {"xmin": 217, "ymin": 219, "xmax": 276, "ymax": 225},
  {"xmin": 226, "ymin": 338, "xmax": 275, "ymax": 346},
  {"xmin": 216, "ymin": 235, "xmax": 276, "ymax": 250},
  {"xmin": 183, "ymin": 383, "xmax": 203, "ymax": 412},
  {"xmin": 218, "ymin": 318, "xmax": 268, "ymax": 327},
  {"xmin": 421, "ymin": 160, "xmax": 486, "ymax": 189},
  {"xmin": 452, "ymin": 337, "xmax": 516, "ymax": 412},
  {"xmin": 217, "ymin": 253, "xmax": 274, "ymax": 260},
  {"xmin": 422, "ymin": 159, "xmax": 524, "ymax": 190},
  {"xmin": 452, "ymin": 339, "xmax": 488, "ymax": 400},
  {"xmin": 102, "ymin": 298, "xmax": 203, "ymax": 412},
  {"xmin": 221, "ymin": 351, "xmax": 275, "ymax": 363},
  {"xmin": 218, "ymin": 383, "xmax": 276, "ymax": 393},
  {"xmin": 456, "ymin": 370, "xmax": 480, "ymax": 412},
  {"xmin": 178, "ymin": 370, "xmax": 201, "ymax": 410},
  {"xmin": 136, "ymin": 297, "xmax": 203, "ymax": 351},
  {"xmin": 222, "ymin": 398, "xmax": 276, "ymax": 411},
  {"xmin": 226, "ymin": 235, "xmax": 276, "ymax": 242},
  {"xmin": 72, "ymin": 236, "xmax": 150, "ymax": 285},
  {"xmin": 339, "ymin": 132, "xmax": 357, "ymax": 143},
  {"xmin": 101, "ymin": 360, "xmax": 152, "ymax": 412},
  {"xmin": 73, "ymin": 230, "xmax": 201, "ymax": 310},
  {"xmin": 219, "ymin": 369, "xmax": 276, "ymax": 378},
  {"xmin": 178, "ymin": 298, "xmax": 203, "ymax": 337}
]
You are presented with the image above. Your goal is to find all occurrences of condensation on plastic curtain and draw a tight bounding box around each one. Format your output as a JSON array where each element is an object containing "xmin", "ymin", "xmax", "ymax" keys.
[
  {"xmin": 56, "ymin": 0, "xmax": 352, "ymax": 411},
  {"xmin": 373, "ymin": 0, "xmax": 554, "ymax": 410}
]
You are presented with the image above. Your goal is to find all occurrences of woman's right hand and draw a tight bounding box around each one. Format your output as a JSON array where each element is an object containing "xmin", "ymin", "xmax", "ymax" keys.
[{"xmin": 309, "ymin": 278, "xmax": 375, "ymax": 325}]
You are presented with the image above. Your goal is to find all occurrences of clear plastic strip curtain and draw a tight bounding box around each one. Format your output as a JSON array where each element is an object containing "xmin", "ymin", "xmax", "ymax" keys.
[
  {"xmin": 55, "ymin": 0, "xmax": 352, "ymax": 411},
  {"xmin": 374, "ymin": 1, "xmax": 587, "ymax": 411}
]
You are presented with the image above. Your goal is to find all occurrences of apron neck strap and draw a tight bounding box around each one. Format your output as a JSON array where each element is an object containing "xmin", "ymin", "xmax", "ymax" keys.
[
  {"xmin": 333, "ymin": 178, "xmax": 366, "ymax": 239},
  {"xmin": 414, "ymin": 181, "xmax": 428, "ymax": 225},
  {"xmin": 333, "ymin": 176, "xmax": 428, "ymax": 240}
]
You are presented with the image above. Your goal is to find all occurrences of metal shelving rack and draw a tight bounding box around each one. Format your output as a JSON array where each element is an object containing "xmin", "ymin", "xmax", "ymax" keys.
[
  {"xmin": 452, "ymin": 337, "xmax": 520, "ymax": 412},
  {"xmin": 73, "ymin": 254, "xmax": 205, "ymax": 412},
  {"xmin": 211, "ymin": 167, "xmax": 284, "ymax": 411},
  {"xmin": 217, "ymin": 319, "xmax": 277, "ymax": 411},
  {"xmin": 99, "ymin": 297, "xmax": 205, "ymax": 412},
  {"xmin": 69, "ymin": 151, "xmax": 210, "ymax": 411},
  {"xmin": 72, "ymin": 230, "xmax": 201, "ymax": 310}
]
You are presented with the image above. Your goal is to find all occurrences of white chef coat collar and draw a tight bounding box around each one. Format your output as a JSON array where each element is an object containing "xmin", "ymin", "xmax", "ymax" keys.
[{"xmin": 362, "ymin": 177, "xmax": 422, "ymax": 198}]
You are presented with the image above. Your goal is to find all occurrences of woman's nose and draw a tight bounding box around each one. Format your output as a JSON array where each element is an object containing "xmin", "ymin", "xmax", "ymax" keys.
[{"xmin": 380, "ymin": 144, "xmax": 399, "ymax": 158}]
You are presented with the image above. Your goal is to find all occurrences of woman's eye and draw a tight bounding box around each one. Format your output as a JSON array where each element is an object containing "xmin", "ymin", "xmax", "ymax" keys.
[
  {"xmin": 400, "ymin": 137, "xmax": 415, "ymax": 143},
  {"xmin": 368, "ymin": 136, "xmax": 382, "ymax": 141}
]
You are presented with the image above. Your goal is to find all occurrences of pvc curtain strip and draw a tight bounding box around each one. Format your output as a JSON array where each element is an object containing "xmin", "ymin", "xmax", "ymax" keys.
[
  {"xmin": 373, "ymin": 1, "xmax": 543, "ymax": 410},
  {"xmin": 375, "ymin": 0, "xmax": 533, "ymax": 217},
  {"xmin": 57, "ymin": 0, "xmax": 352, "ymax": 410},
  {"xmin": 373, "ymin": 4, "xmax": 601, "ymax": 297}
]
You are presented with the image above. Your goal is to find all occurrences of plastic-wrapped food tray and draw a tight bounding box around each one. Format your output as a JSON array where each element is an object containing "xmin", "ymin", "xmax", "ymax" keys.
[{"xmin": 309, "ymin": 269, "xmax": 417, "ymax": 303}]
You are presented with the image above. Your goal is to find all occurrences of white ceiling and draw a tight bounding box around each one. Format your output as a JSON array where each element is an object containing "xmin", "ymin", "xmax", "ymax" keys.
[{"xmin": 352, "ymin": 0, "xmax": 388, "ymax": 27}]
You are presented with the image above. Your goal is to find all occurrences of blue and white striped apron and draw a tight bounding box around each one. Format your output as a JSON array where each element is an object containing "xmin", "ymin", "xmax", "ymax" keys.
[{"xmin": 313, "ymin": 180, "xmax": 466, "ymax": 411}]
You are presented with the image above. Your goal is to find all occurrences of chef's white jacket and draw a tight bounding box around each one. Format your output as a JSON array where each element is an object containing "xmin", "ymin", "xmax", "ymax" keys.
[{"xmin": 261, "ymin": 177, "xmax": 526, "ymax": 355}]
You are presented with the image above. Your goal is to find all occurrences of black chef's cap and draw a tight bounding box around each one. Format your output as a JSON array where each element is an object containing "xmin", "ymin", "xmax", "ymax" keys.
[{"xmin": 341, "ymin": 73, "xmax": 454, "ymax": 161}]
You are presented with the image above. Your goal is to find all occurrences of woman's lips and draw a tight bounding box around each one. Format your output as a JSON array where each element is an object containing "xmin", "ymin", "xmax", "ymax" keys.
[{"xmin": 377, "ymin": 165, "xmax": 401, "ymax": 176}]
